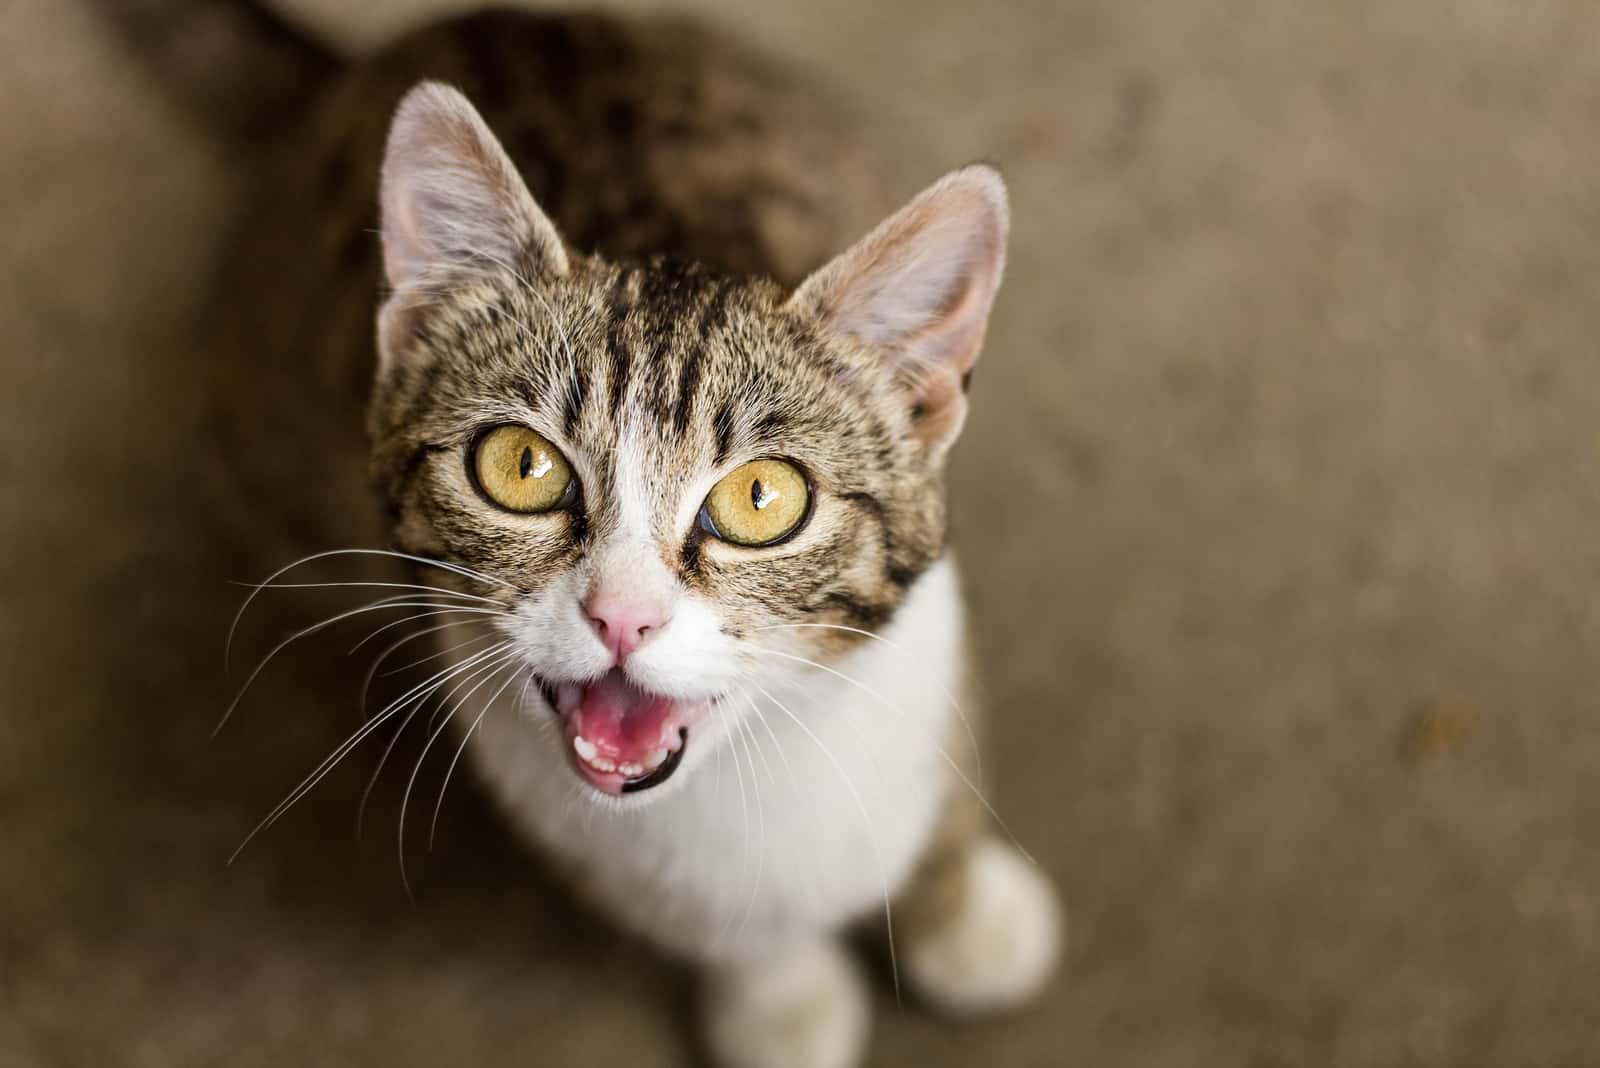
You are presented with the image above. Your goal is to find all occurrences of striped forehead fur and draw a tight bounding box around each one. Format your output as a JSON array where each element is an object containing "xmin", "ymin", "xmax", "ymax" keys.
[{"xmin": 370, "ymin": 250, "xmax": 946, "ymax": 642}]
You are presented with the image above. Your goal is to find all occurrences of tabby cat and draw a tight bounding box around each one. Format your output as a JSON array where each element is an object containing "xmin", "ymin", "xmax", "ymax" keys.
[{"xmin": 195, "ymin": 8, "xmax": 1059, "ymax": 1066}]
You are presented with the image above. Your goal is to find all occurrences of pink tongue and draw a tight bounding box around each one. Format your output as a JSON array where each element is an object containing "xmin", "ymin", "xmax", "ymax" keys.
[{"xmin": 570, "ymin": 670, "xmax": 679, "ymax": 765}]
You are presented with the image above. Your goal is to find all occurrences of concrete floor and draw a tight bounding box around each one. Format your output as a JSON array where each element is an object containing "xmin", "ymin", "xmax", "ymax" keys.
[{"xmin": 3, "ymin": 1, "xmax": 1598, "ymax": 1064}]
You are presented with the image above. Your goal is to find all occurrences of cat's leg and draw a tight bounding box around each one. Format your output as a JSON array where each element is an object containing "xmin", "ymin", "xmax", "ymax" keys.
[
  {"xmin": 701, "ymin": 938, "xmax": 870, "ymax": 1068},
  {"xmin": 896, "ymin": 787, "xmax": 1061, "ymax": 1015}
]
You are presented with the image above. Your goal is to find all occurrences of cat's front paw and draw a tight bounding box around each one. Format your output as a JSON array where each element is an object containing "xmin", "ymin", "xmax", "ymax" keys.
[
  {"xmin": 701, "ymin": 940, "xmax": 869, "ymax": 1068},
  {"xmin": 904, "ymin": 836, "xmax": 1061, "ymax": 1016}
]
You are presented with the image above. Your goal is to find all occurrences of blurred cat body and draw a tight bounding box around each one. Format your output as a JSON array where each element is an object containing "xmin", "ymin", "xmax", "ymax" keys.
[{"xmin": 198, "ymin": 9, "xmax": 1058, "ymax": 1066}]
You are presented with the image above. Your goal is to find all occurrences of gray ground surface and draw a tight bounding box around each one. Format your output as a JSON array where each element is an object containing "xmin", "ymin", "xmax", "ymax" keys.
[{"xmin": 3, "ymin": 1, "xmax": 1597, "ymax": 1065}]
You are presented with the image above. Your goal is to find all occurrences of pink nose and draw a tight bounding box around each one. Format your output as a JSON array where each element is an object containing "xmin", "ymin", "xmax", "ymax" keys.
[{"xmin": 583, "ymin": 594, "xmax": 670, "ymax": 661}]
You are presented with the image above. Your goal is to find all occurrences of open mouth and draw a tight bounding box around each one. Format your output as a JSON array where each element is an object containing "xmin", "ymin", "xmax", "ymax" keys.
[{"xmin": 537, "ymin": 670, "xmax": 692, "ymax": 796}]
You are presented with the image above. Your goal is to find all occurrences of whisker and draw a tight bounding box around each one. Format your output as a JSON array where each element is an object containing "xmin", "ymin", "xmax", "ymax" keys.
[
  {"xmin": 226, "ymin": 642, "xmax": 512, "ymax": 865},
  {"xmin": 226, "ymin": 548, "xmax": 505, "ymax": 671},
  {"xmin": 352, "ymin": 645, "xmax": 516, "ymax": 840},
  {"xmin": 732, "ymin": 691, "xmax": 780, "ymax": 792},
  {"xmin": 428, "ymin": 664, "xmax": 530, "ymax": 851},
  {"xmin": 357, "ymin": 642, "xmax": 514, "ymax": 837},
  {"xmin": 730, "ymin": 711, "xmax": 768, "ymax": 943},
  {"xmin": 764, "ymin": 670, "xmax": 890, "ymax": 793},
  {"xmin": 711, "ymin": 696, "xmax": 754, "ymax": 953},
  {"xmin": 711, "ymin": 711, "xmax": 727, "ymax": 804},
  {"xmin": 753, "ymin": 646, "xmax": 1034, "ymax": 866},
  {"xmin": 381, "ymin": 626, "xmax": 504, "ymax": 679},
  {"xmin": 238, "ymin": 579, "xmax": 505, "ymax": 608},
  {"xmin": 352, "ymin": 621, "xmax": 503, "ymax": 733},
  {"xmin": 397, "ymin": 655, "xmax": 522, "ymax": 899},
  {"xmin": 739, "ymin": 690, "xmax": 821, "ymax": 907},
  {"xmin": 426, "ymin": 654, "xmax": 499, "ymax": 741},
  {"xmin": 350, "ymin": 606, "xmax": 509, "ymax": 657},
  {"xmin": 742, "ymin": 690, "xmax": 799, "ymax": 793},
  {"xmin": 475, "ymin": 250, "xmax": 578, "ymax": 383},
  {"xmin": 748, "ymin": 679, "xmax": 900, "ymax": 1004},
  {"xmin": 752, "ymin": 621, "xmax": 983, "ymax": 782},
  {"xmin": 216, "ymin": 598, "xmax": 508, "ymax": 737}
]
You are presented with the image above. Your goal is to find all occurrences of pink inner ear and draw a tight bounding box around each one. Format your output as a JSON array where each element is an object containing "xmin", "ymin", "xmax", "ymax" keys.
[
  {"xmin": 378, "ymin": 81, "xmax": 568, "ymax": 293},
  {"xmin": 787, "ymin": 166, "xmax": 1008, "ymax": 450},
  {"xmin": 380, "ymin": 178, "xmax": 434, "ymax": 290},
  {"xmin": 903, "ymin": 264, "xmax": 997, "ymax": 375}
]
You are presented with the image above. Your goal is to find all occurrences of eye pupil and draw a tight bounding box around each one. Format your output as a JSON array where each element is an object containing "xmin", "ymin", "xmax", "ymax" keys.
[
  {"xmin": 704, "ymin": 459, "xmax": 807, "ymax": 546},
  {"xmin": 473, "ymin": 425, "xmax": 572, "ymax": 514}
]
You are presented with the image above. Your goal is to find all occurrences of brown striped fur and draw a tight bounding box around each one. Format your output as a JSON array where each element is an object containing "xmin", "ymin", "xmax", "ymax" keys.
[
  {"xmin": 209, "ymin": 9, "xmax": 891, "ymax": 563},
  {"xmin": 200, "ymin": 9, "xmax": 1049, "ymax": 1064}
]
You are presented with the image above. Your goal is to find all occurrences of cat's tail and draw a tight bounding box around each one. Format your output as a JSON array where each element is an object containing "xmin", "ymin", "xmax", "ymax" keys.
[{"xmin": 96, "ymin": 0, "xmax": 340, "ymax": 146}]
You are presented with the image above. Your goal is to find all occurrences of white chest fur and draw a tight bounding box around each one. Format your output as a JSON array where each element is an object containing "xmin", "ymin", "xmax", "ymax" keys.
[{"xmin": 466, "ymin": 558, "xmax": 966, "ymax": 964}]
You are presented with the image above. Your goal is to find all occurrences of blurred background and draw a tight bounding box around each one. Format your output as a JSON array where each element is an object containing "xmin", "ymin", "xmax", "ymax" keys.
[{"xmin": 3, "ymin": 0, "xmax": 1599, "ymax": 1064}]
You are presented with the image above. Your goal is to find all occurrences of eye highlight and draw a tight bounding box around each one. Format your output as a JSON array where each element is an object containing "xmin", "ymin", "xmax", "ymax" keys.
[
  {"xmin": 702, "ymin": 459, "xmax": 810, "ymax": 547},
  {"xmin": 471, "ymin": 425, "xmax": 574, "ymax": 514}
]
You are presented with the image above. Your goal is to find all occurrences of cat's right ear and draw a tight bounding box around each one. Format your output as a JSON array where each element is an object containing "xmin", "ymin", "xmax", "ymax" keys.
[
  {"xmin": 786, "ymin": 166, "xmax": 1008, "ymax": 460},
  {"xmin": 378, "ymin": 81, "xmax": 568, "ymax": 294}
]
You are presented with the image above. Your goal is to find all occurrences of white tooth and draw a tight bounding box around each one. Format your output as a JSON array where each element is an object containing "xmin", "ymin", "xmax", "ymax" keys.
[
  {"xmin": 618, "ymin": 762, "xmax": 642, "ymax": 778},
  {"xmin": 645, "ymin": 748, "xmax": 669, "ymax": 770},
  {"xmin": 573, "ymin": 735, "xmax": 597, "ymax": 761},
  {"xmin": 593, "ymin": 756, "xmax": 616, "ymax": 773}
]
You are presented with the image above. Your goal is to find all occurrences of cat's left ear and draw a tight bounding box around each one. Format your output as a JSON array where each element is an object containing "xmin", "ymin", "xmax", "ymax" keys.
[
  {"xmin": 379, "ymin": 81, "xmax": 568, "ymax": 293},
  {"xmin": 787, "ymin": 165, "xmax": 1008, "ymax": 457}
]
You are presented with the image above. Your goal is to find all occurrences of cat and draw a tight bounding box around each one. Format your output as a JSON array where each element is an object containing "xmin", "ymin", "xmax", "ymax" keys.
[{"xmin": 168, "ymin": 7, "xmax": 1060, "ymax": 1066}]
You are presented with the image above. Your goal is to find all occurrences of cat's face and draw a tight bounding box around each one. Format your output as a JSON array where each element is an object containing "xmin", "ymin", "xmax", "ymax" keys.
[{"xmin": 368, "ymin": 84, "xmax": 1006, "ymax": 804}]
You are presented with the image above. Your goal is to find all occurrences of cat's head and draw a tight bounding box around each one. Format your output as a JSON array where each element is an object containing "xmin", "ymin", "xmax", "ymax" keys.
[{"xmin": 368, "ymin": 83, "xmax": 1006, "ymax": 803}]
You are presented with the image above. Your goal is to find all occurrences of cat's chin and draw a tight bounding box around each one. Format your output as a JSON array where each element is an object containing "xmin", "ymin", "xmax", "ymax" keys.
[{"xmin": 536, "ymin": 669, "xmax": 702, "ymax": 798}]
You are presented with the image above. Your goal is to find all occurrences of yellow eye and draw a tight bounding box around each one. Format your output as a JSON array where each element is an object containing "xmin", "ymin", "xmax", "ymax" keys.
[
  {"xmin": 472, "ymin": 425, "xmax": 574, "ymax": 514},
  {"xmin": 703, "ymin": 459, "xmax": 810, "ymax": 547}
]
